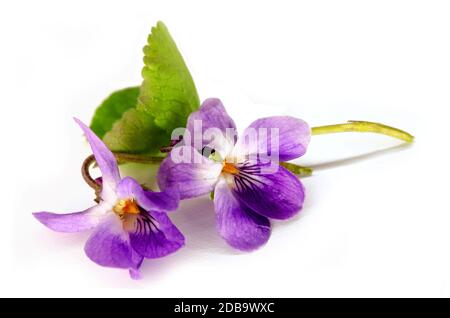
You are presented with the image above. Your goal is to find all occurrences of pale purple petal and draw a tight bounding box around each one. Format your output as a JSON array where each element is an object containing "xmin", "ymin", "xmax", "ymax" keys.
[
  {"xmin": 234, "ymin": 116, "xmax": 311, "ymax": 161},
  {"xmin": 33, "ymin": 203, "xmax": 108, "ymax": 233},
  {"xmin": 214, "ymin": 179, "xmax": 271, "ymax": 251},
  {"xmin": 143, "ymin": 187, "xmax": 179, "ymax": 212},
  {"xmin": 128, "ymin": 211, "xmax": 185, "ymax": 258},
  {"xmin": 157, "ymin": 146, "xmax": 222, "ymax": 199},
  {"xmin": 232, "ymin": 163, "xmax": 305, "ymax": 220},
  {"xmin": 115, "ymin": 176, "xmax": 139, "ymax": 198},
  {"xmin": 74, "ymin": 118, "xmax": 120, "ymax": 202},
  {"xmin": 129, "ymin": 250, "xmax": 144, "ymax": 279},
  {"xmin": 84, "ymin": 214, "xmax": 142, "ymax": 270},
  {"xmin": 116, "ymin": 176, "xmax": 179, "ymax": 212},
  {"xmin": 129, "ymin": 267, "xmax": 142, "ymax": 280},
  {"xmin": 185, "ymin": 98, "xmax": 237, "ymax": 157}
]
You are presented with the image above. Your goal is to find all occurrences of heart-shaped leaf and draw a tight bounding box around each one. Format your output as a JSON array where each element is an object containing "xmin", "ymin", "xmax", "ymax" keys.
[{"xmin": 90, "ymin": 21, "xmax": 200, "ymax": 154}]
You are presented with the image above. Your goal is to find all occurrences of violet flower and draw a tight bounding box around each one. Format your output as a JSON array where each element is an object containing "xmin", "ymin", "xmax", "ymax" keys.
[
  {"xmin": 158, "ymin": 98, "xmax": 310, "ymax": 251},
  {"xmin": 33, "ymin": 119, "xmax": 184, "ymax": 279}
]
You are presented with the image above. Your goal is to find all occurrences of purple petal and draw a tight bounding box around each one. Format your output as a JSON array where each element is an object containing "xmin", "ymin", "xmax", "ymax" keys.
[
  {"xmin": 84, "ymin": 214, "xmax": 142, "ymax": 270},
  {"xmin": 185, "ymin": 98, "xmax": 237, "ymax": 157},
  {"xmin": 116, "ymin": 177, "xmax": 179, "ymax": 212},
  {"xmin": 74, "ymin": 118, "xmax": 121, "ymax": 202},
  {"xmin": 234, "ymin": 116, "xmax": 311, "ymax": 161},
  {"xmin": 33, "ymin": 204, "xmax": 108, "ymax": 233},
  {"xmin": 157, "ymin": 146, "xmax": 222, "ymax": 199},
  {"xmin": 116, "ymin": 176, "xmax": 140, "ymax": 198},
  {"xmin": 129, "ymin": 268, "xmax": 142, "ymax": 280},
  {"xmin": 232, "ymin": 163, "xmax": 305, "ymax": 220},
  {"xmin": 214, "ymin": 179, "xmax": 271, "ymax": 251},
  {"xmin": 128, "ymin": 211, "xmax": 185, "ymax": 258},
  {"xmin": 129, "ymin": 251, "xmax": 144, "ymax": 279},
  {"xmin": 143, "ymin": 187, "xmax": 179, "ymax": 212}
]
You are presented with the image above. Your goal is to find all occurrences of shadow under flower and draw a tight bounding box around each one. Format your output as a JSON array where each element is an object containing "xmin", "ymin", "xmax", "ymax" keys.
[{"xmin": 171, "ymin": 196, "xmax": 243, "ymax": 255}]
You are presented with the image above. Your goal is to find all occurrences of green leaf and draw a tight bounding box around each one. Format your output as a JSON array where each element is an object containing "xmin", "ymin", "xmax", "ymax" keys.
[
  {"xmin": 90, "ymin": 87, "xmax": 140, "ymax": 139},
  {"xmin": 137, "ymin": 21, "xmax": 200, "ymax": 133},
  {"xmin": 90, "ymin": 21, "xmax": 200, "ymax": 154},
  {"xmin": 103, "ymin": 108, "xmax": 169, "ymax": 154}
]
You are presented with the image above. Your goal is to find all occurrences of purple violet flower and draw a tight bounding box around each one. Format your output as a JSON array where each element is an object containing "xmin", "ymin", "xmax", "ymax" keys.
[
  {"xmin": 33, "ymin": 119, "xmax": 184, "ymax": 279},
  {"xmin": 158, "ymin": 98, "xmax": 311, "ymax": 251}
]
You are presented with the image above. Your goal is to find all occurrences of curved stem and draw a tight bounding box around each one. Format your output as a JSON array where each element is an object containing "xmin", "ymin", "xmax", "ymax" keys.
[
  {"xmin": 311, "ymin": 120, "xmax": 414, "ymax": 143},
  {"xmin": 81, "ymin": 154, "xmax": 102, "ymax": 202},
  {"xmin": 81, "ymin": 155, "xmax": 101, "ymax": 191},
  {"xmin": 82, "ymin": 154, "xmax": 157, "ymax": 200}
]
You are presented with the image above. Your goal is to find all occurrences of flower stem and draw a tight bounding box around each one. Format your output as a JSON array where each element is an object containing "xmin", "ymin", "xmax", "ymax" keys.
[
  {"xmin": 113, "ymin": 153, "xmax": 165, "ymax": 164},
  {"xmin": 311, "ymin": 120, "xmax": 414, "ymax": 143},
  {"xmin": 280, "ymin": 162, "xmax": 313, "ymax": 177},
  {"xmin": 82, "ymin": 120, "xmax": 413, "ymax": 190},
  {"xmin": 82, "ymin": 154, "xmax": 156, "ymax": 201},
  {"xmin": 81, "ymin": 154, "xmax": 102, "ymax": 203},
  {"xmin": 113, "ymin": 153, "xmax": 313, "ymax": 176},
  {"xmin": 82, "ymin": 154, "xmax": 163, "ymax": 193}
]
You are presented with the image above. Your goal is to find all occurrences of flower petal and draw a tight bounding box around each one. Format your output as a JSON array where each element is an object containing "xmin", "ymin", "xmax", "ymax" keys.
[
  {"xmin": 129, "ymin": 268, "xmax": 141, "ymax": 280},
  {"xmin": 234, "ymin": 116, "xmax": 311, "ymax": 161},
  {"xmin": 185, "ymin": 98, "xmax": 237, "ymax": 157},
  {"xmin": 128, "ymin": 211, "xmax": 185, "ymax": 258},
  {"xmin": 214, "ymin": 179, "xmax": 271, "ymax": 251},
  {"xmin": 33, "ymin": 204, "xmax": 108, "ymax": 233},
  {"xmin": 84, "ymin": 214, "xmax": 142, "ymax": 270},
  {"xmin": 116, "ymin": 177, "xmax": 179, "ymax": 212},
  {"xmin": 128, "ymin": 251, "xmax": 144, "ymax": 279},
  {"xmin": 74, "ymin": 118, "xmax": 120, "ymax": 203},
  {"xmin": 143, "ymin": 187, "xmax": 179, "ymax": 212},
  {"xmin": 157, "ymin": 146, "xmax": 222, "ymax": 199},
  {"xmin": 231, "ymin": 163, "xmax": 305, "ymax": 220}
]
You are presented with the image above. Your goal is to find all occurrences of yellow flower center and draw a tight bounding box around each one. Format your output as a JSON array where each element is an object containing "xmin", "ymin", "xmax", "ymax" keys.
[
  {"xmin": 113, "ymin": 199, "xmax": 140, "ymax": 218},
  {"xmin": 222, "ymin": 162, "xmax": 239, "ymax": 175}
]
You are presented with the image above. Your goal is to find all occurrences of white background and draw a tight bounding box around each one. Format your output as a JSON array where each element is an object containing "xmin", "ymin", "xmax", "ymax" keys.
[{"xmin": 1, "ymin": 0, "xmax": 450, "ymax": 297}]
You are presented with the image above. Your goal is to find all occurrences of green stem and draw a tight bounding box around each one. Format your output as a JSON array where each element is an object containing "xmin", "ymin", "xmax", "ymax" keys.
[
  {"xmin": 108, "ymin": 120, "xmax": 414, "ymax": 178},
  {"xmin": 113, "ymin": 152, "xmax": 165, "ymax": 164},
  {"xmin": 311, "ymin": 120, "xmax": 414, "ymax": 143},
  {"xmin": 280, "ymin": 162, "xmax": 313, "ymax": 177},
  {"xmin": 113, "ymin": 153, "xmax": 313, "ymax": 177}
]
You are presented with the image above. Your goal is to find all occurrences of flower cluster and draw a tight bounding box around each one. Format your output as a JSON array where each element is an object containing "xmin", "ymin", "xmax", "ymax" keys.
[
  {"xmin": 34, "ymin": 100, "xmax": 311, "ymax": 278},
  {"xmin": 34, "ymin": 95, "xmax": 416, "ymax": 280},
  {"xmin": 33, "ymin": 20, "xmax": 414, "ymax": 279}
]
